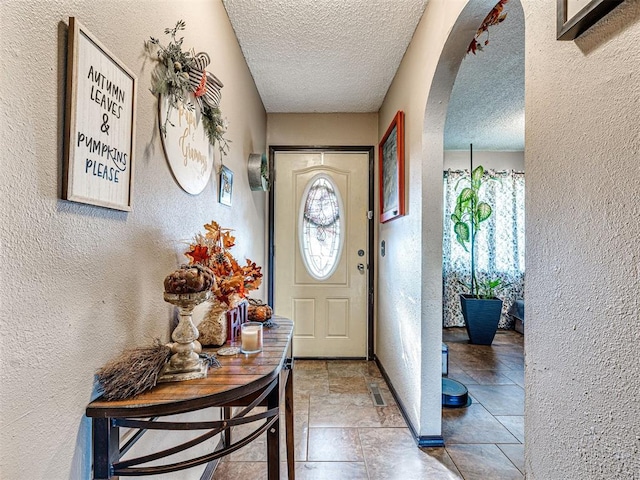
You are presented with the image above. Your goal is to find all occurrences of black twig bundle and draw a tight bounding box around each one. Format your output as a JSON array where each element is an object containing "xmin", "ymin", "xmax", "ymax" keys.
[{"xmin": 96, "ymin": 341, "xmax": 171, "ymax": 400}]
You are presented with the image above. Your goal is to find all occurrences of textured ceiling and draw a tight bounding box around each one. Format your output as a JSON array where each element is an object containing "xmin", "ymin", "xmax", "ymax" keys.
[
  {"xmin": 223, "ymin": 0, "xmax": 525, "ymax": 150},
  {"xmin": 223, "ymin": 0, "xmax": 428, "ymax": 113},
  {"xmin": 444, "ymin": 0, "xmax": 525, "ymax": 150}
]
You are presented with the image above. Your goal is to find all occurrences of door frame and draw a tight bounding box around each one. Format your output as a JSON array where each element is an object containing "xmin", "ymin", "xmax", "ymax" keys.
[{"xmin": 268, "ymin": 145, "xmax": 376, "ymax": 359}]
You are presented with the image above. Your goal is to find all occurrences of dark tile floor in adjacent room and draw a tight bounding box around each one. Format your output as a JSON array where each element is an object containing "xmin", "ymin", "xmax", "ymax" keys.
[{"xmin": 213, "ymin": 328, "xmax": 524, "ymax": 480}]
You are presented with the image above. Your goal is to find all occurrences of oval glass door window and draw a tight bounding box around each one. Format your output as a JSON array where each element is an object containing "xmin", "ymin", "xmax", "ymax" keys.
[{"xmin": 299, "ymin": 174, "xmax": 344, "ymax": 280}]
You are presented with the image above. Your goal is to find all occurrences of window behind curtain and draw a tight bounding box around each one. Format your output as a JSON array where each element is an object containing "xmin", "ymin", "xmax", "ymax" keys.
[{"xmin": 443, "ymin": 169, "xmax": 525, "ymax": 328}]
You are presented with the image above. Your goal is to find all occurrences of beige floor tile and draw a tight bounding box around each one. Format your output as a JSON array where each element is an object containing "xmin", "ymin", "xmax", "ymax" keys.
[
  {"xmin": 226, "ymin": 413, "xmax": 307, "ymax": 462},
  {"xmin": 366, "ymin": 362, "xmax": 383, "ymax": 378},
  {"xmin": 293, "ymin": 413, "xmax": 309, "ymax": 461},
  {"xmin": 467, "ymin": 384, "xmax": 524, "ymax": 415},
  {"xmin": 328, "ymin": 376, "xmax": 370, "ymax": 394},
  {"xmin": 447, "ymin": 364, "xmax": 479, "ymax": 385},
  {"xmin": 495, "ymin": 415, "xmax": 524, "ymax": 443},
  {"xmin": 496, "ymin": 357, "xmax": 525, "ymax": 371},
  {"xmin": 294, "ymin": 391, "xmax": 310, "ymax": 415},
  {"xmin": 446, "ymin": 444, "xmax": 524, "ymax": 480},
  {"xmin": 502, "ymin": 368, "xmax": 525, "ymax": 387},
  {"xmin": 464, "ymin": 368, "xmax": 518, "ymax": 385},
  {"xmin": 293, "ymin": 372, "xmax": 330, "ymax": 396},
  {"xmin": 418, "ymin": 446, "xmax": 464, "ymax": 478},
  {"xmin": 359, "ymin": 427, "xmax": 462, "ymax": 479},
  {"xmin": 226, "ymin": 422, "xmax": 267, "ymax": 462},
  {"xmin": 295, "ymin": 461, "xmax": 368, "ymax": 480},
  {"xmin": 294, "ymin": 370, "xmax": 329, "ymax": 381},
  {"xmin": 309, "ymin": 402, "xmax": 405, "ymax": 428},
  {"xmin": 443, "ymin": 403, "xmax": 519, "ymax": 444},
  {"xmin": 455, "ymin": 356, "xmax": 516, "ymax": 374},
  {"xmin": 213, "ymin": 460, "xmax": 268, "ymax": 480},
  {"xmin": 499, "ymin": 443, "xmax": 525, "ymax": 474},
  {"xmin": 327, "ymin": 360, "xmax": 371, "ymax": 377},
  {"xmin": 294, "ymin": 360, "xmax": 328, "ymax": 371},
  {"xmin": 310, "ymin": 392, "xmax": 376, "ymax": 408},
  {"xmin": 214, "ymin": 460, "xmax": 291, "ymax": 480},
  {"xmin": 214, "ymin": 345, "xmax": 526, "ymax": 479},
  {"xmin": 307, "ymin": 427, "xmax": 364, "ymax": 462}
]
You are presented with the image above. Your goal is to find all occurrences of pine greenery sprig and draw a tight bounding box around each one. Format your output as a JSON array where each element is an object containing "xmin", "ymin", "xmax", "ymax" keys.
[
  {"xmin": 202, "ymin": 105, "xmax": 230, "ymax": 156},
  {"xmin": 145, "ymin": 20, "xmax": 230, "ymax": 155}
]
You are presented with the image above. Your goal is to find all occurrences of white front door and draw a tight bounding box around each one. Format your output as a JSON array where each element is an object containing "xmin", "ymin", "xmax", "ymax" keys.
[{"xmin": 274, "ymin": 151, "xmax": 369, "ymax": 357}]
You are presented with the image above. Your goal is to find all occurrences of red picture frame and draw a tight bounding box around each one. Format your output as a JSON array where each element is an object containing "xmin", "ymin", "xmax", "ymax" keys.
[{"xmin": 378, "ymin": 111, "xmax": 405, "ymax": 223}]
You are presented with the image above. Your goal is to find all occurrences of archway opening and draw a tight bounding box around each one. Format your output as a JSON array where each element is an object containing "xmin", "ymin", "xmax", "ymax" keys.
[{"xmin": 421, "ymin": 1, "xmax": 525, "ymax": 469}]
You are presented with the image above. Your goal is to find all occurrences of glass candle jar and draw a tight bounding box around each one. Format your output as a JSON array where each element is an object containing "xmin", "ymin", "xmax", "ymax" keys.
[{"xmin": 240, "ymin": 322, "xmax": 263, "ymax": 354}]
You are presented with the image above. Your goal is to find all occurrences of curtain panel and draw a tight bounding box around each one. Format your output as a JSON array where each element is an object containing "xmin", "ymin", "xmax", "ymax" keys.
[{"xmin": 443, "ymin": 169, "xmax": 525, "ymax": 328}]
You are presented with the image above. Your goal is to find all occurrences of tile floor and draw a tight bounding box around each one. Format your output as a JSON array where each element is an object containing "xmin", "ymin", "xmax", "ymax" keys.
[{"xmin": 213, "ymin": 328, "xmax": 524, "ymax": 480}]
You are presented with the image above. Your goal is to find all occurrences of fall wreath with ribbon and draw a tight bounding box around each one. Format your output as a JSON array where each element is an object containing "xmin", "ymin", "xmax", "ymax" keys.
[{"xmin": 146, "ymin": 20, "xmax": 230, "ymax": 155}]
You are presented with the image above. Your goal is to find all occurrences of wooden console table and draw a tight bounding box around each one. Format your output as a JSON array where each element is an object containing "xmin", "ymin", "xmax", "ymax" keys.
[{"xmin": 86, "ymin": 318, "xmax": 294, "ymax": 480}]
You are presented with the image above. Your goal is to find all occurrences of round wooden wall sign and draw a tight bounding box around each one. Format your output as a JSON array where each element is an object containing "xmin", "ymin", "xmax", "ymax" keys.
[{"xmin": 158, "ymin": 93, "xmax": 214, "ymax": 195}]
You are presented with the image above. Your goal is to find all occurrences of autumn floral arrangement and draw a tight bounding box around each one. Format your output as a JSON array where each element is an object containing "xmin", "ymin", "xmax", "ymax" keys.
[
  {"xmin": 145, "ymin": 20, "xmax": 230, "ymax": 156},
  {"xmin": 185, "ymin": 220, "xmax": 263, "ymax": 306},
  {"xmin": 467, "ymin": 0, "xmax": 509, "ymax": 55}
]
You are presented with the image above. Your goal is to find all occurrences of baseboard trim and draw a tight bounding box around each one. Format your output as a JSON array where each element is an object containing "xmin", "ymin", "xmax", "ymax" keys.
[
  {"xmin": 374, "ymin": 355, "xmax": 445, "ymax": 449},
  {"xmin": 417, "ymin": 435, "xmax": 445, "ymax": 448}
]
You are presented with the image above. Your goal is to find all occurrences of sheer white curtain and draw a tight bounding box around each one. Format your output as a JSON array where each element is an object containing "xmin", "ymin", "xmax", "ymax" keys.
[{"xmin": 442, "ymin": 169, "xmax": 525, "ymax": 328}]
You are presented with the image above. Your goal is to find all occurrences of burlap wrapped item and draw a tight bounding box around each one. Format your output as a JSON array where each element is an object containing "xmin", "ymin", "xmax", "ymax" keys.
[{"xmin": 197, "ymin": 301, "xmax": 227, "ymax": 347}]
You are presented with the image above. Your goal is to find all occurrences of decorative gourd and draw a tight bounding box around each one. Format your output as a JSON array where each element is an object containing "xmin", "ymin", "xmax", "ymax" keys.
[
  {"xmin": 247, "ymin": 298, "xmax": 273, "ymax": 322},
  {"xmin": 164, "ymin": 264, "xmax": 215, "ymax": 294}
]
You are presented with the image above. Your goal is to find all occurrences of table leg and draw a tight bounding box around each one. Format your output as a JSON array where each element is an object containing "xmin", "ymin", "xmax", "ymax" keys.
[
  {"xmin": 92, "ymin": 417, "xmax": 119, "ymax": 480},
  {"xmin": 267, "ymin": 379, "xmax": 280, "ymax": 480},
  {"xmin": 223, "ymin": 407, "xmax": 232, "ymax": 448},
  {"xmin": 285, "ymin": 369, "xmax": 295, "ymax": 480}
]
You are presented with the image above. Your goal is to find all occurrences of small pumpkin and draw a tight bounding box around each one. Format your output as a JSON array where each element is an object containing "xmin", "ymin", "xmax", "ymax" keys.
[{"xmin": 247, "ymin": 298, "xmax": 273, "ymax": 322}]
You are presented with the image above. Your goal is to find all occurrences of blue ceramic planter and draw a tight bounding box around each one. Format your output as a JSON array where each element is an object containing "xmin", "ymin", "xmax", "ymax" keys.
[{"xmin": 459, "ymin": 294, "xmax": 503, "ymax": 345}]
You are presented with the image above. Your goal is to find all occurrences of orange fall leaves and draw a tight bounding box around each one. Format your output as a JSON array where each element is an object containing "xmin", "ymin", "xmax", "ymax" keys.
[
  {"xmin": 185, "ymin": 221, "xmax": 262, "ymax": 306},
  {"xmin": 467, "ymin": 0, "xmax": 509, "ymax": 55}
]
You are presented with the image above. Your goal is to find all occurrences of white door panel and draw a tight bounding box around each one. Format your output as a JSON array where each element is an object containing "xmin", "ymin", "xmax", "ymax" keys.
[{"xmin": 274, "ymin": 151, "xmax": 369, "ymax": 357}]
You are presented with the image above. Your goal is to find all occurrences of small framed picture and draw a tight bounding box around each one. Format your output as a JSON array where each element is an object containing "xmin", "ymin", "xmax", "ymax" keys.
[
  {"xmin": 378, "ymin": 111, "xmax": 405, "ymax": 223},
  {"xmin": 219, "ymin": 165, "xmax": 233, "ymax": 206},
  {"xmin": 557, "ymin": 0, "xmax": 623, "ymax": 40}
]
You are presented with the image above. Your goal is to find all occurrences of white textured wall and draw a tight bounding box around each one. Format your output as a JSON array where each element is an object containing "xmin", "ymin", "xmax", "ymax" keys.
[
  {"xmin": 386, "ymin": 0, "xmax": 640, "ymax": 470},
  {"xmin": 377, "ymin": 0, "xmax": 485, "ymax": 436},
  {"xmin": 267, "ymin": 113, "xmax": 378, "ymax": 146},
  {"xmin": 0, "ymin": 1, "xmax": 266, "ymax": 479},
  {"xmin": 378, "ymin": 0, "xmax": 503, "ymax": 438},
  {"xmin": 523, "ymin": 0, "xmax": 640, "ymax": 477}
]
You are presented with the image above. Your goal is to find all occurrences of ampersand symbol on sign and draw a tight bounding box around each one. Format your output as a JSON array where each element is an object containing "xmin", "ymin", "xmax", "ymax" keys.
[{"xmin": 101, "ymin": 113, "xmax": 110, "ymax": 135}]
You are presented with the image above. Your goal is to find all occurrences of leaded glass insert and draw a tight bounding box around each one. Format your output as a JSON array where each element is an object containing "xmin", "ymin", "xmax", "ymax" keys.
[{"xmin": 299, "ymin": 174, "xmax": 344, "ymax": 280}]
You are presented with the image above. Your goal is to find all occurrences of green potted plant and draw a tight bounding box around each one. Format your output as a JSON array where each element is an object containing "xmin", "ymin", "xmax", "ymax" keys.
[{"xmin": 451, "ymin": 163, "xmax": 503, "ymax": 345}]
